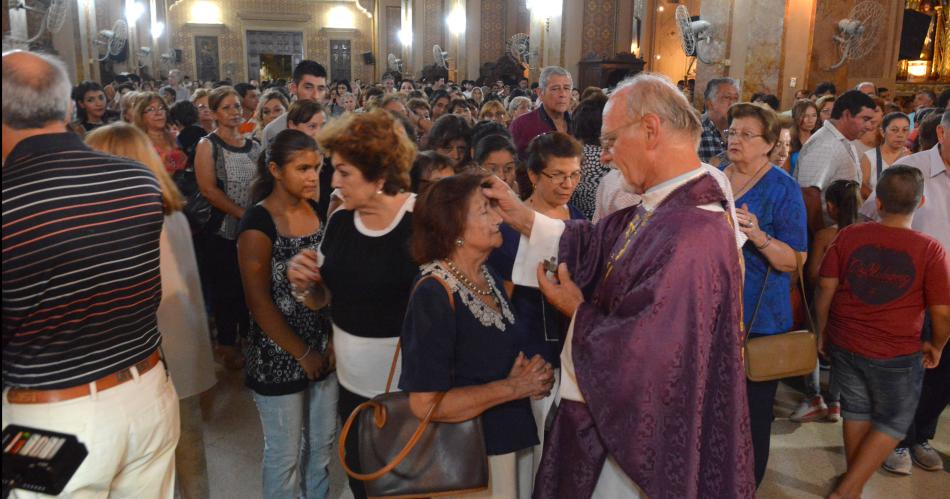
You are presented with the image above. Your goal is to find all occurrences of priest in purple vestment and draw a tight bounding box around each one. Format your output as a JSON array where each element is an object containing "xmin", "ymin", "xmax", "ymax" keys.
[{"xmin": 482, "ymin": 73, "xmax": 755, "ymax": 499}]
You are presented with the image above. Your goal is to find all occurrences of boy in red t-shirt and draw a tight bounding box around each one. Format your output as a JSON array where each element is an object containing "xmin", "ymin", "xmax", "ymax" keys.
[{"xmin": 816, "ymin": 165, "xmax": 950, "ymax": 499}]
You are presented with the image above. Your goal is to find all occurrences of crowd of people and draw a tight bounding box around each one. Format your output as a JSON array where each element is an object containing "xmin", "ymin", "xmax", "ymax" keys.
[{"xmin": 2, "ymin": 46, "xmax": 948, "ymax": 499}]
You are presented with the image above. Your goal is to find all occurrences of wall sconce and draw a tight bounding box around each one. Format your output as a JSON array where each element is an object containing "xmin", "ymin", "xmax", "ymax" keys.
[
  {"xmin": 189, "ymin": 1, "xmax": 223, "ymax": 24},
  {"xmin": 446, "ymin": 4, "xmax": 466, "ymax": 35},
  {"xmin": 327, "ymin": 6, "xmax": 356, "ymax": 29}
]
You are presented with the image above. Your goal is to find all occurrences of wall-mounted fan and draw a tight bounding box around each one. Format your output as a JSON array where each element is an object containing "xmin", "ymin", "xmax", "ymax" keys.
[
  {"xmin": 433, "ymin": 44, "xmax": 449, "ymax": 69},
  {"xmin": 387, "ymin": 53, "xmax": 403, "ymax": 73},
  {"xmin": 95, "ymin": 19, "xmax": 128, "ymax": 62},
  {"xmin": 507, "ymin": 33, "xmax": 530, "ymax": 67},
  {"xmin": 675, "ymin": 4, "xmax": 717, "ymax": 65},
  {"xmin": 7, "ymin": 0, "xmax": 69, "ymax": 43},
  {"xmin": 826, "ymin": 0, "xmax": 885, "ymax": 70}
]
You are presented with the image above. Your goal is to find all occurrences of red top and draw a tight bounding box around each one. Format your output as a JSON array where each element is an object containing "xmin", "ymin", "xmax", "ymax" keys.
[
  {"xmin": 156, "ymin": 145, "xmax": 187, "ymax": 174},
  {"xmin": 820, "ymin": 222, "xmax": 950, "ymax": 359}
]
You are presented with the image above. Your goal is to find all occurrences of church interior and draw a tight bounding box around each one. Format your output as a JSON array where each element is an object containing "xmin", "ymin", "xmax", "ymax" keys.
[{"xmin": 2, "ymin": 1, "xmax": 949, "ymax": 499}]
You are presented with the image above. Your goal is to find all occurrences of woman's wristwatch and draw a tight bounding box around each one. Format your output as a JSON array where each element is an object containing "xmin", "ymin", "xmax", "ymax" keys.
[{"xmin": 755, "ymin": 233, "xmax": 773, "ymax": 250}]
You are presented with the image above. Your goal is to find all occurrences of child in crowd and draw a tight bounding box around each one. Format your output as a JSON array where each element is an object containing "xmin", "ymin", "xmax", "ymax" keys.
[
  {"xmin": 815, "ymin": 166, "xmax": 950, "ymax": 499},
  {"xmin": 237, "ymin": 129, "xmax": 337, "ymax": 498}
]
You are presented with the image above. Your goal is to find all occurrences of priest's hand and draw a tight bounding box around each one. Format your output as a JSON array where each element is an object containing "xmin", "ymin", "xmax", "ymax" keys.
[
  {"xmin": 537, "ymin": 262, "xmax": 584, "ymax": 317},
  {"xmin": 481, "ymin": 175, "xmax": 535, "ymax": 235}
]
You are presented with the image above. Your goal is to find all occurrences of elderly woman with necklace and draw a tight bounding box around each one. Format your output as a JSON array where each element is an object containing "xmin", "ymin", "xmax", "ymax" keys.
[
  {"xmin": 400, "ymin": 173, "xmax": 554, "ymax": 499},
  {"xmin": 724, "ymin": 102, "xmax": 808, "ymax": 488}
]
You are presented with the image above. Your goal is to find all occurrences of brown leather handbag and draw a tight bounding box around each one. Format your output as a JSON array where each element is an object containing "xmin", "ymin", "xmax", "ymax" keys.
[
  {"xmin": 744, "ymin": 252, "xmax": 818, "ymax": 382},
  {"xmin": 338, "ymin": 275, "xmax": 489, "ymax": 498}
]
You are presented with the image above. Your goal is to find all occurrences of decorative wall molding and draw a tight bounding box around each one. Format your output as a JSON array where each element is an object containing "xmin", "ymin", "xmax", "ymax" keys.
[
  {"xmin": 185, "ymin": 23, "xmax": 227, "ymax": 34},
  {"xmin": 237, "ymin": 12, "xmax": 313, "ymax": 23},
  {"xmin": 320, "ymin": 27, "xmax": 361, "ymax": 37}
]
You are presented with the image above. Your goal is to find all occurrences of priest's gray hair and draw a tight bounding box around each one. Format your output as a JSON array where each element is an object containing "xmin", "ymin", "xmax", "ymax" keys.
[
  {"xmin": 539, "ymin": 66, "xmax": 572, "ymax": 92},
  {"xmin": 942, "ymin": 108, "xmax": 950, "ymax": 129},
  {"xmin": 2, "ymin": 50, "xmax": 71, "ymax": 130},
  {"xmin": 614, "ymin": 72, "xmax": 703, "ymax": 141}
]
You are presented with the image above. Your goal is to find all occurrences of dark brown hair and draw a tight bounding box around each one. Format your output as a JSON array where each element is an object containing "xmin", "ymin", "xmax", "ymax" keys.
[
  {"xmin": 287, "ymin": 99, "xmax": 326, "ymax": 125},
  {"xmin": 411, "ymin": 173, "xmax": 487, "ymax": 263}
]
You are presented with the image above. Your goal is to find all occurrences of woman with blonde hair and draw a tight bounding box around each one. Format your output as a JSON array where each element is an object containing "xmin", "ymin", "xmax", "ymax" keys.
[
  {"xmin": 479, "ymin": 100, "xmax": 510, "ymax": 126},
  {"xmin": 132, "ymin": 91, "xmax": 187, "ymax": 175},
  {"xmin": 191, "ymin": 88, "xmax": 216, "ymax": 134},
  {"xmin": 85, "ymin": 123, "xmax": 216, "ymax": 499},
  {"xmin": 252, "ymin": 88, "xmax": 289, "ymax": 142}
]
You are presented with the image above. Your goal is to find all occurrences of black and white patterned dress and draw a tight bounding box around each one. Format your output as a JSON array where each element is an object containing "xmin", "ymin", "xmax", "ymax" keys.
[
  {"xmin": 569, "ymin": 143, "xmax": 610, "ymax": 220},
  {"xmin": 238, "ymin": 203, "xmax": 331, "ymax": 396}
]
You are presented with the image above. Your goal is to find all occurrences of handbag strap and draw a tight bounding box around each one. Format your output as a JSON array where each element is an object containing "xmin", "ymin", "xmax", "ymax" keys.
[
  {"xmin": 337, "ymin": 271, "xmax": 458, "ymax": 482},
  {"xmin": 875, "ymin": 146, "xmax": 884, "ymax": 180},
  {"xmin": 745, "ymin": 252, "xmax": 814, "ymax": 342},
  {"xmin": 384, "ymin": 274, "xmax": 455, "ymax": 393}
]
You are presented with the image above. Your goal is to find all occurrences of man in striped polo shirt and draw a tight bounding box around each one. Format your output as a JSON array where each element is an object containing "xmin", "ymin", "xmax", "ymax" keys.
[{"xmin": 2, "ymin": 50, "xmax": 179, "ymax": 497}]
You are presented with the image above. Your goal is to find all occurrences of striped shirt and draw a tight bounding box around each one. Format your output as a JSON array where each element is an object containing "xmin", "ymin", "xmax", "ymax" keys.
[{"xmin": 2, "ymin": 133, "xmax": 165, "ymax": 389}]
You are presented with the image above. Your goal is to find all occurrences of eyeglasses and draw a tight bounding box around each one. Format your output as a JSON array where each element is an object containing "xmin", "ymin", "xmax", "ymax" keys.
[
  {"xmin": 144, "ymin": 106, "xmax": 166, "ymax": 114},
  {"xmin": 599, "ymin": 120, "xmax": 641, "ymax": 149},
  {"xmin": 540, "ymin": 170, "xmax": 582, "ymax": 184},
  {"xmin": 725, "ymin": 129, "xmax": 764, "ymax": 141}
]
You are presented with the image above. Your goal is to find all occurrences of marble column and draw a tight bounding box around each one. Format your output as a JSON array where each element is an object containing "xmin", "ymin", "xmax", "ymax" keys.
[{"xmin": 696, "ymin": 0, "xmax": 785, "ymax": 108}]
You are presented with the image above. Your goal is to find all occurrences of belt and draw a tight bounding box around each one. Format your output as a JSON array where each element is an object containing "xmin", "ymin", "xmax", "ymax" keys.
[{"xmin": 6, "ymin": 350, "xmax": 162, "ymax": 404}]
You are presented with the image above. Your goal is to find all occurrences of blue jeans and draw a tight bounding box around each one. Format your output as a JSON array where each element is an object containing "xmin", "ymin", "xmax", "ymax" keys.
[{"xmin": 253, "ymin": 373, "xmax": 339, "ymax": 499}]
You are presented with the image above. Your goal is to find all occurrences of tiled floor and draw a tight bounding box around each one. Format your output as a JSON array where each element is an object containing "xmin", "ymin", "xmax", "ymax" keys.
[{"xmin": 201, "ymin": 366, "xmax": 949, "ymax": 499}]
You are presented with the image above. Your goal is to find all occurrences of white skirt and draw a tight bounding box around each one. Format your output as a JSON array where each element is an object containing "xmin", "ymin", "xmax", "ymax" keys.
[{"xmin": 332, "ymin": 324, "xmax": 400, "ymax": 398}]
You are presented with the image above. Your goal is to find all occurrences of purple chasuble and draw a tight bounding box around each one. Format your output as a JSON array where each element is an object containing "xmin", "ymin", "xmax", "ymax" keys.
[{"xmin": 533, "ymin": 174, "xmax": 755, "ymax": 499}]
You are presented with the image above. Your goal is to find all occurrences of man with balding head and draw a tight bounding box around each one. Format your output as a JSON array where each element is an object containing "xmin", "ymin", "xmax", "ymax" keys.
[
  {"xmin": 483, "ymin": 73, "xmax": 754, "ymax": 498},
  {"xmin": 3, "ymin": 50, "xmax": 178, "ymax": 497}
]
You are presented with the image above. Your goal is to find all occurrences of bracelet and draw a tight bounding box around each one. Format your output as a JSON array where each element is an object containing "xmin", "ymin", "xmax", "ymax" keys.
[
  {"xmin": 755, "ymin": 233, "xmax": 773, "ymax": 250},
  {"xmin": 290, "ymin": 285, "xmax": 311, "ymax": 303},
  {"xmin": 295, "ymin": 346, "xmax": 312, "ymax": 361}
]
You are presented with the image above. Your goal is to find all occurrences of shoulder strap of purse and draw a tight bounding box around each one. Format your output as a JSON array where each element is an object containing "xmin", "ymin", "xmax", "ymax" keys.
[
  {"xmin": 745, "ymin": 252, "xmax": 816, "ymax": 343},
  {"xmin": 385, "ymin": 274, "xmax": 455, "ymax": 393},
  {"xmin": 338, "ymin": 273, "xmax": 456, "ymax": 482},
  {"xmin": 875, "ymin": 146, "xmax": 883, "ymax": 180},
  {"xmin": 745, "ymin": 266, "xmax": 772, "ymax": 343}
]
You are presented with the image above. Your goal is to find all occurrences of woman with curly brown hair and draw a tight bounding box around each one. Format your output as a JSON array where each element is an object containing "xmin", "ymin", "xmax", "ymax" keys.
[{"xmin": 286, "ymin": 109, "xmax": 417, "ymax": 499}]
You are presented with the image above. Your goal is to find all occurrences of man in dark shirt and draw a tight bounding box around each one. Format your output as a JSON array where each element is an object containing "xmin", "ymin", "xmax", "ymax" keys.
[
  {"xmin": 509, "ymin": 66, "xmax": 574, "ymax": 159},
  {"xmin": 2, "ymin": 50, "xmax": 179, "ymax": 497}
]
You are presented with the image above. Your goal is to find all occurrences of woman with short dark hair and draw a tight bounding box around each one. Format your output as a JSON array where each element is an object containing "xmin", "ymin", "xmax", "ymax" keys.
[
  {"xmin": 70, "ymin": 80, "xmax": 119, "ymax": 136},
  {"xmin": 425, "ymin": 114, "xmax": 473, "ymax": 170},
  {"xmin": 569, "ymin": 95, "xmax": 609, "ymax": 219},
  {"xmin": 487, "ymin": 132, "xmax": 584, "ymax": 490},
  {"xmin": 475, "ymin": 133, "xmax": 519, "ymax": 192},
  {"xmin": 725, "ymin": 102, "xmax": 808, "ymax": 488},
  {"xmin": 402, "ymin": 173, "xmax": 554, "ymax": 498}
]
